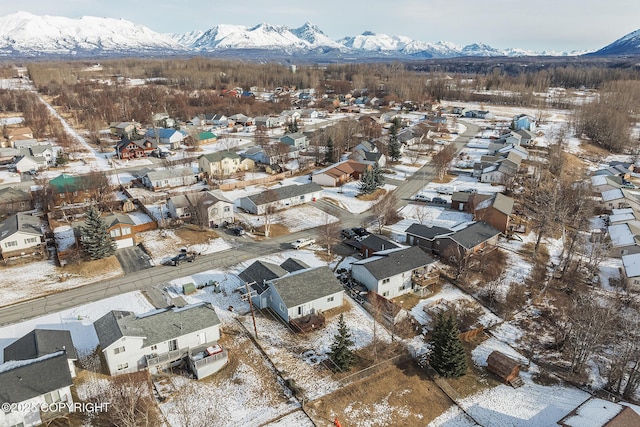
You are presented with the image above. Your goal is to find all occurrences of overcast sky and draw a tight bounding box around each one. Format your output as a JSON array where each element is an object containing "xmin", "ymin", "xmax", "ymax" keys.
[{"xmin": 2, "ymin": 1, "xmax": 638, "ymax": 52}]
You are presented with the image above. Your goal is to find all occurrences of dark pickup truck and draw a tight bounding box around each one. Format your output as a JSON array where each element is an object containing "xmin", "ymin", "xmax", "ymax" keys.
[{"xmin": 165, "ymin": 250, "xmax": 197, "ymax": 266}]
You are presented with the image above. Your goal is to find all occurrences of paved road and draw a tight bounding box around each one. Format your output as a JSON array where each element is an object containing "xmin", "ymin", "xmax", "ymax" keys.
[{"xmin": 0, "ymin": 121, "xmax": 480, "ymax": 327}]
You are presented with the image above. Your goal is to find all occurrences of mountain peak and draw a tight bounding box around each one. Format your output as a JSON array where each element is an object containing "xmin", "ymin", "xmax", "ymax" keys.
[{"xmin": 590, "ymin": 27, "xmax": 640, "ymax": 56}]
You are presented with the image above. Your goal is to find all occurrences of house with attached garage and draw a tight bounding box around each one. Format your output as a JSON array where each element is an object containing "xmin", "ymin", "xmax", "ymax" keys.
[
  {"xmin": 558, "ymin": 396, "xmax": 640, "ymax": 427},
  {"xmin": 0, "ymin": 212, "xmax": 44, "ymax": 260},
  {"xmin": 142, "ymin": 167, "xmax": 197, "ymax": 191},
  {"xmin": 621, "ymin": 253, "xmax": 640, "ymax": 292},
  {"xmin": 607, "ymin": 222, "xmax": 640, "ymax": 257},
  {"xmin": 4, "ymin": 329, "xmax": 78, "ymax": 379},
  {"xmin": 312, "ymin": 160, "xmax": 371, "ymax": 187},
  {"xmin": 104, "ymin": 213, "xmax": 136, "ymax": 249},
  {"xmin": 474, "ymin": 193, "xmax": 515, "ymax": 234},
  {"xmin": 14, "ymin": 153, "xmax": 45, "ymax": 173},
  {"xmin": 511, "ymin": 114, "xmax": 536, "ymax": 132},
  {"xmin": 238, "ymin": 182, "xmax": 322, "ymax": 215},
  {"xmin": 0, "ymin": 352, "xmax": 75, "ymax": 427},
  {"xmin": 351, "ymin": 246, "xmax": 436, "ymax": 299},
  {"xmin": 143, "ymin": 128, "xmax": 187, "ymax": 150},
  {"xmin": 115, "ymin": 137, "xmax": 155, "ymax": 159},
  {"xmin": 93, "ymin": 302, "xmax": 227, "ymax": 380},
  {"xmin": 405, "ymin": 223, "xmax": 453, "ymax": 252}
]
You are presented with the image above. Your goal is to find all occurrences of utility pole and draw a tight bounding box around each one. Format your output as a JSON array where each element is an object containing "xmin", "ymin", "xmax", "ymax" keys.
[{"xmin": 244, "ymin": 281, "xmax": 259, "ymax": 339}]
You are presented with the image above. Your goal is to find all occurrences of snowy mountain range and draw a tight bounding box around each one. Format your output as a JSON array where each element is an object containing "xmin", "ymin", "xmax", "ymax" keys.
[
  {"xmin": 590, "ymin": 29, "xmax": 640, "ymax": 56},
  {"xmin": 0, "ymin": 11, "xmax": 630, "ymax": 59}
]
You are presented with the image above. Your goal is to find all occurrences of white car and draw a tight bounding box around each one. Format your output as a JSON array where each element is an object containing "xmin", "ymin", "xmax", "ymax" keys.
[
  {"xmin": 413, "ymin": 194, "xmax": 431, "ymax": 202},
  {"xmin": 292, "ymin": 238, "xmax": 315, "ymax": 249}
]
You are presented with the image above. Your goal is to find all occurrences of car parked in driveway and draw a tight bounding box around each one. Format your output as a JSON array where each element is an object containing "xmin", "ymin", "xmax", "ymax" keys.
[
  {"xmin": 292, "ymin": 238, "xmax": 315, "ymax": 249},
  {"xmin": 413, "ymin": 194, "xmax": 431, "ymax": 202},
  {"xmin": 165, "ymin": 250, "xmax": 197, "ymax": 266},
  {"xmin": 432, "ymin": 197, "xmax": 447, "ymax": 204},
  {"xmin": 341, "ymin": 228, "xmax": 356, "ymax": 239},
  {"xmin": 351, "ymin": 227, "xmax": 370, "ymax": 237},
  {"xmin": 231, "ymin": 227, "xmax": 245, "ymax": 236}
]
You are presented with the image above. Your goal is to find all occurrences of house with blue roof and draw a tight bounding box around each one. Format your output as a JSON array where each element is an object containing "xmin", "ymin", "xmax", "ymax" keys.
[{"xmin": 144, "ymin": 128, "xmax": 187, "ymax": 149}]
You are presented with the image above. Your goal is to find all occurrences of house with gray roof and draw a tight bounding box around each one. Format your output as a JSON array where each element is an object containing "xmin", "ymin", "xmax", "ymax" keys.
[
  {"xmin": 405, "ymin": 223, "xmax": 453, "ymax": 252},
  {"xmin": 280, "ymin": 132, "xmax": 308, "ymax": 149},
  {"xmin": 93, "ymin": 302, "xmax": 227, "ymax": 379},
  {"xmin": 0, "ymin": 351, "xmax": 74, "ymax": 427},
  {"xmin": 280, "ymin": 257, "xmax": 310, "ymax": 273},
  {"xmin": 358, "ymin": 234, "xmax": 401, "ymax": 257},
  {"xmin": 0, "ymin": 212, "xmax": 43, "ymax": 260},
  {"xmin": 198, "ymin": 151, "xmax": 255, "ymax": 177},
  {"xmin": 351, "ymin": 246, "xmax": 436, "ymax": 299},
  {"xmin": 475, "ymin": 193, "xmax": 514, "ymax": 234},
  {"xmin": 0, "ymin": 187, "xmax": 33, "ymax": 215},
  {"xmin": 142, "ymin": 167, "xmax": 197, "ymax": 191},
  {"xmin": 167, "ymin": 190, "xmax": 234, "ymax": 228},
  {"xmin": 4, "ymin": 329, "xmax": 77, "ymax": 378},
  {"xmin": 238, "ymin": 182, "xmax": 322, "ymax": 215},
  {"xmin": 265, "ymin": 266, "xmax": 344, "ymax": 323},
  {"xmin": 434, "ymin": 221, "xmax": 501, "ymax": 256},
  {"xmin": 239, "ymin": 260, "xmax": 289, "ymax": 307},
  {"xmin": 104, "ymin": 213, "xmax": 136, "ymax": 249}
]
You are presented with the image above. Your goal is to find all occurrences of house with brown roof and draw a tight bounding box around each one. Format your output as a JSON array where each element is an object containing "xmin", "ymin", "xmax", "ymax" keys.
[
  {"xmin": 312, "ymin": 159, "xmax": 371, "ymax": 187},
  {"xmin": 0, "ymin": 187, "xmax": 33, "ymax": 215}
]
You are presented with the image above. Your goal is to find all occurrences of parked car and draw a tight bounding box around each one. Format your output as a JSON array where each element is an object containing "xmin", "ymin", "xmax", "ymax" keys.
[
  {"xmin": 292, "ymin": 238, "xmax": 315, "ymax": 249},
  {"xmin": 341, "ymin": 228, "xmax": 356, "ymax": 239},
  {"xmin": 413, "ymin": 194, "xmax": 431, "ymax": 202},
  {"xmin": 432, "ymin": 197, "xmax": 447, "ymax": 204},
  {"xmin": 351, "ymin": 227, "xmax": 370, "ymax": 237},
  {"xmin": 231, "ymin": 227, "xmax": 245, "ymax": 236},
  {"xmin": 166, "ymin": 249, "xmax": 197, "ymax": 266}
]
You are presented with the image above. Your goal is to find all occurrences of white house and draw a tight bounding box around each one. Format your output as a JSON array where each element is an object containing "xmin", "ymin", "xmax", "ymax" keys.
[
  {"xmin": 0, "ymin": 352, "xmax": 74, "ymax": 427},
  {"xmin": 93, "ymin": 303, "xmax": 227, "ymax": 380},
  {"xmin": 14, "ymin": 155, "xmax": 43, "ymax": 173},
  {"xmin": 622, "ymin": 253, "xmax": 640, "ymax": 292},
  {"xmin": 4, "ymin": 329, "xmax": 78, "ymax": 380},
  {"xmin": 238, "ymin": 182, "xmax": 322, "ymax": 215},
  {"xmin": 167, "ymin": 191, "xmax": 234, "ymax": 227},
  {"xmin": 142, "ymin": 167, "xmax": 197, "ymax": 191},
  {"xmin": 144, "ymin": 128, "xmax": 187, "ymax": 149},
  {"xmin": 351, "ymin": 246, "xmax": 435, "ymax": 299},
  {"xmin": 0, "ymin": 213, "xmax": 43, "ymax": 259},
  {"xmin": 198, "ymin": 151, "xmax": 255, "ymax": 177},
  {"xmin": 264, "ymin": 266, "xmax": 344, "ymax": 323}
]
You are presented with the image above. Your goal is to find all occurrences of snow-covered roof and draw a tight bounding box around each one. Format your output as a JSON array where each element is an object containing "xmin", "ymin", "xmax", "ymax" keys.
[
  {"xmin": 558, "ymin": 397, "xmax": 640, "ymax": 427},
  {"xmin": 622, "ymin": 253, "xmax": 640, "ymax": 278},
  {"xmin": 609, "ymin": 212, "xmax": 636, "ymax": 223},
  {"xmin": 591, "ymin": 175, "xmax": 608, "ymax": 187},
  {"xmin": 612, "ymin": 208, "xmax": 634, "ymax": 215},
  {"xmin": 601, "ymin": 188, "xmax": 624, "ymax": 202},
  {"xmin": 607, "ymin": 223, "xmax": 635, "ymax": 247}
]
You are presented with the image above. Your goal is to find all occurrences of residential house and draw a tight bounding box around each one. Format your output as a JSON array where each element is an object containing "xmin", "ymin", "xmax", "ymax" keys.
[
  {"xmin": 358, "ymin": 234, "xmax": 401, "ymax": 257},
  {"xmin": 495, "ymin": 143, "xmax": 529, "ymax": 161},
  {"xmin": 557, "ymin": 397, "xmax": 640, "ymax": 427},
  {"xmin": 198, "ymin": 151, "xmax": 255, "ymax": 177},
  {"xmin": 405, "ymin": 223, "xmax": 453, "ymax": 252},
  {"xmin": 450, "ymin": 192, "xmax": 491, "ymax": 213},
  {"xmin": 239, "ymin": 260, "xmax": 289, "ymax": 309},
  {"xmin": 591, "ymin": 175, "xmax": 623, "ymax": 194},
  {"xmin": 433, "ymin": 221, "xmax": 501, "ymax": 256},
  {"xmin": 49, "ymin": 173, "xmax": 100, "ymax": 206},
  {"xmin": 515, "ymin": 129, "xmax": 536, "ymax": 146},
  {"xmin": 351, "ymin": 141, "xmax": 386, "ymax": 167},
  {"xmin": 607, "ymin": 223, "xmax": 640, "ymax": 256},
  {"xmin": 197, "ymin": 131, "xmax": 218, "ymax": 145},
  {"xmin": 93, "ymin": 302, "xmax": 227, "ymax": 379},
  {"xmin": 609, "ymin": 208, "xmax": 638, "ymax": 225},
  {"xmin": 254, "ymin": 116, "xmax": 283, "ymax": 129},
  {"xmin": 28, "ymin": 143, "xmax": 55, "ymax": 166},
  {"xmin": 621, "ymin": 253, "xmax": 640, "ymax": 292},
  {"xmin": 280, "ymin": 132, "xmax": 308, "ymax": 149},
  {"xmin": 152, "ymin": 113, "xmax": 175, "ymax": 128},
  {"xmin": 0, "ymin": 147, "xmax": 20, "ymax": 164},
  {"xmin": 110, "ymin": 121, "xmax": 142, "ymax": 139},
  {"xmin": 142, "ymin": 167, "xmax": 197, "ymax": 191},
  {"xmin": 11, "ymin": 139, "xmax": 38, "ymax": 150},
  {"xmin": 312, "ymin": 160, "xmax": 370, "ymax": 187},
  {"xmin": 115, "ymin": 137, "xmax": 155, "ymax": 159},
  {"xmin": 396, "ymin": 128, "xmax": 417, "ymax": 146},
  {"xmin": 280, "ymin": 257, "xmax": 311, "ymax": 273},
  {"xmin": 351, "ymin": 246, "xmax": 436, "ymax": 299},
  {"xmin": 0, "ymin": 212, "xmax": 43, "ymax": 259},
  {"xmin": 144, "ymin": 128, "xmax": 187, "ymax": 149},
  {"xmin": 264, "ymin": 266, "xmax": 344, "ymax": 324},
  {"xmin": 0, "ymin": 352, "xmax": 74, "ymax": 427},
  {"xmin": 14, "ymin": 154, "xmax": 45, "ymax": 173},
  {"xmin": 496, "ymin": 131, "xmax": 522, "ymax": 147},
  {"xmin": 104, "ymin": 213, "xmax": 136, "ymax": 249},
  {"xmin": 239, "ymin": 182, "xmax": 322, "ymax": 215},
  {"xmin": 210, "ymin": 114, "xmax": 229, "ymax": 127},
  {"xmin": 475, "ymin": 193, "xmax": 515, "ymax": 234},
  {"xmin": 4, "ymin": 329, "xmax": 78, "ymax": 379},
  {"xmin": 0, "ymin": 187, "xmax": 33, "ymax": 214},
  {"xmin": 511, "ymin": 114, "xmax": 536, "ymax": 131},
  {"xmin": 464, "ymin": 110, "xmax": 496, "ymax": 120},
  {"xmin": 229, "ymin": 113, "xmax": 252, "ymax": 127},
  {"xmin": 480, "ymin": 151, "xmax": 523, "ymax": 184},
  {"xmin": 166, "ymin": 191, "xmax": 234, "ymax": 227},
  {"xmin": 6, "ymin": 126, "xmax": 34, "ymax": 143}
]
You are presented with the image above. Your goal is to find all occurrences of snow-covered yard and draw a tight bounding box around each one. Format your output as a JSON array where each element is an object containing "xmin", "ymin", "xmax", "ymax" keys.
[
  {"xmin": 236, "ymin": 204, "xmax": 338, "ymax": 233},
  {"xmin": 321, "ymin": 182, "xmax": 397, "ymax": 214}
]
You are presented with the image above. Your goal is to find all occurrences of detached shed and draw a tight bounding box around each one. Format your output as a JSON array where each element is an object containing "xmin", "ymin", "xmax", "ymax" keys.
[{"xmin": 487, "ymin": 350, "xmax": 523, "ymax": 387}]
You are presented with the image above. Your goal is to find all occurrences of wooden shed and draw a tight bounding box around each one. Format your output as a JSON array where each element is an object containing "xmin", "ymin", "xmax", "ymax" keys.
[{"xmin": 487, "ymin": 350, "xmax": 523, "ymax": 387}]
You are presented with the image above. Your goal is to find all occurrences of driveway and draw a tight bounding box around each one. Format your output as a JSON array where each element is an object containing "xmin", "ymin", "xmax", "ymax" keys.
[{"xmin": 115, "ymin": 245, "xmax": 154, "ymax": 274}]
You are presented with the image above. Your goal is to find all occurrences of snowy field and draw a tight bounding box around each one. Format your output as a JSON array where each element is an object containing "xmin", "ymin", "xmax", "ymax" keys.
[
  {"xmin": 322, "ymin": 182, "xmax": 397, "ymax": 214},
  {"xmin": 236, "ymin": 204, "xmax": 338, "ymax": 233}
]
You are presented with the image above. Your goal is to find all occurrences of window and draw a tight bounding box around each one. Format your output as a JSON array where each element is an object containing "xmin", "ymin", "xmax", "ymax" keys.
[
  {"xmin": 224, "ymin": 206, "xmax": 230, "ymax": 213},
  {"xmin": 121, "ymin": 227, "xmax": 132, "ymax": 235},
  {"xmin": 327, "ymin": 296, "xmax": 334, "ymax": 302},
  {"xmin": 382, "ymin": 278, "xmax": 390, "ymax": 284},
  {"xmin": 114, "ymin": 346, "xmax": 125, "ymax": 354},
  {"xmin": 4, "ymin": 241, "xmax": 17, "ymax": 248},
  {"xmin": 110, "ymin": 229, "xmax": 121, "ymax": 238},
  {"xmin": 399, "ymin": 286, "xmax": 405, "ymax": 292},
  {"xmin": 382, "ymin": 291, "xmax": 389, "ymax": 297},
  {"xmin": 213, "ymin": 208, "xmax": 218, "ymax": 215},
  {"xmin": 168, "ymin": 340, "xmax": 178, "ymax": 351},
  {"xmin": 299, "ymin": 195, "xmax": 305, "ymax": 200},
  {"xmin": 44, "ymin": 390, "xmax": 61, "ymax": 405},
  {"xmin": 150, "ymin": 345, "xmax": 157, "ymax": 351},
  {"xmin": 279, "ymin": 303, "xmax": 285, "ymax": 312},
  {"xmin": 117, "ymin": 363, "xmax": 129, "ymax": 371},
  {"xmin": 24, "ymin": 237, "xmax": 38, "ymax": 244}
]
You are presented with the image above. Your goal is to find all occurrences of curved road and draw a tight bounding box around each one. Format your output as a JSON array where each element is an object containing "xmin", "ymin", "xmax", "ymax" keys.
[{"xmin": 0, "ymin": 121, "xmax": 480, "ymax": 327}]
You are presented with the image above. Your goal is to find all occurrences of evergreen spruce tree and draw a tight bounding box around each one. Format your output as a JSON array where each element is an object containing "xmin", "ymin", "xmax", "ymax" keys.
[
  {"xmin": 358, "ymin": 167, "xmax": 376, "ymax": 195},
  {"xmin": 80, "ymin": 205, "xmax": 117, "ymax": 260},
  {"xmin": 429, "ymin": 312, "xmax": 468, "ymax": 378},
  {"xmin": 324, "ymin": 137, "xmax": 335, "ymax": 164},
  {"xmin": 388, "ymin": 117, "xmax": 402, "ymax": 162},
  {"xmin": 287, "ymin": 120, "xmax": 299, "ymax": 134},
  {"xmin": 328, "ymin": 314, "xmax": 355, "ymax": 372},
  {"xmin": 372, "ymin": 163, "xmax": 385, "ymax": 188}
]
